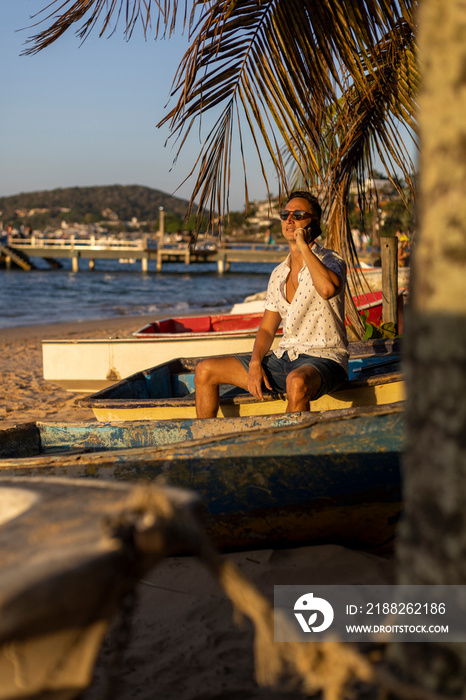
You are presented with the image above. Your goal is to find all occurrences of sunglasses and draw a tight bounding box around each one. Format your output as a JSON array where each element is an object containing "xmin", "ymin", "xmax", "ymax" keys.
[{"xmin": 278, "ymin": 209, "xmax": 312, "ymax": 221}]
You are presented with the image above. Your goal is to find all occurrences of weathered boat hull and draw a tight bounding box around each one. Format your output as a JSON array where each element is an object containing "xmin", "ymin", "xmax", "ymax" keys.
[
  {"xmin": 0, "ymin": 403, "xmax": 405, "ymax": 551},
  {"xmin": 0, "ymin": 477, "xmax": 203, "ymax": 700},
  {"xmin": 81, "ymin": 339, "xmax": 403, "ymax": 422},
  {"xmin": 0, "ymin": 412, "xmax": 323, "ymax": 459}
]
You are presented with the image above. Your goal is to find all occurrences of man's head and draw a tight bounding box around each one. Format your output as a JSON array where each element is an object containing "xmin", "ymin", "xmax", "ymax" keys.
[
  {"xmin": 286, "ymin": 191, "xmax": 322, "ymax": 221},
  {"xmin": 280, "ymin": 191, "xmax": 322, "ymax": 243}
]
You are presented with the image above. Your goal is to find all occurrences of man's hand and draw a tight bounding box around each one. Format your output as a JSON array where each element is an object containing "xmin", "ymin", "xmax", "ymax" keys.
[
  {"xmin": 247, "ymin": 360, "xmax": 273, "ymax": 400},
  {"xmin": 295, "ymin": 227, "xmax": 312, "ymax": 252}
]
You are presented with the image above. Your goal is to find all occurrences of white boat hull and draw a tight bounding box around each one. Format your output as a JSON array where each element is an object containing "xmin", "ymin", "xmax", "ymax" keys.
[{"xmin": 42, "ymin": 333, "xmax": 280, "ymax": 393}]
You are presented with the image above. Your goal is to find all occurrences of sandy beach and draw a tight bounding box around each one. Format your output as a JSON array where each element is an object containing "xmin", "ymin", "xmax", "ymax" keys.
[
  {"xmin": 0, "ymin": 315, "xmax": 397, "ymax": 699},
  {"xmin": 0, "ymin": 315, "xmax": 160, "ymax": 429}
]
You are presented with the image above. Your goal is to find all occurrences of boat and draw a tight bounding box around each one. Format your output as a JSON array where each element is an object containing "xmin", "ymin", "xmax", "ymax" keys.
[
  {"xmin": 0, "ymin": 403, "xmax": 405, "ymax": 552},
  {"xmin": 135, "ymin": 290, "xmax": 404, "ymax": 336},
  {"xmin": 41, "ymin": 291, "xmax": 405, "ymax": 394},
  {"xmin": 80, "ymin": 339, "xmax": 404, "ymax": 422},
  {"xmin": 0, "ymin": 412, "xmax": 322, "ymax": 460},
  {"xmin": 355, "ymin": 264, "xmax": 409, "ymax": 292},
  {"xmin": 0, "ymin": 476, "xmax": 206, "ymax": 700},
  {"xmin": 133, "ymin": 310, "xmax": 267, "ymax": 336},
  {"xmin": 41, "ymin": 312, "xmax": 281, "ymax": 393}
]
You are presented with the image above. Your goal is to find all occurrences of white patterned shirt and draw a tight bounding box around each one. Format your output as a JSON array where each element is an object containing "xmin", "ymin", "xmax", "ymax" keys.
[{"xmin": 264, "ymin": 243, "xmax": 349, "ymax": 372}]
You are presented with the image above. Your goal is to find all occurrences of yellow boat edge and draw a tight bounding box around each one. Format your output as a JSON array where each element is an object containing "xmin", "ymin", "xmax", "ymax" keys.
[{"xmin": 91, "ymin": 378, "xmax": 405, "ymax": 422}]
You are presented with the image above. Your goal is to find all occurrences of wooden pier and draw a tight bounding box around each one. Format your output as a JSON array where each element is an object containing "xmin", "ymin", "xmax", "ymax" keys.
[{"xmin": 5, "ymin": 236, "xmax": 288, "ymax": 273}]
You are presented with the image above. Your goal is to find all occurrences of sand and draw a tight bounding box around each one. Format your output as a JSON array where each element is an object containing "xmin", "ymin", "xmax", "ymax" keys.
[
  {"xmin": 0, "ymin": 315, "xmax": 397, "ymax": 699},
  {"xmin": 0, "ymin": 315, "xmax": 158, "ymax": 428}
]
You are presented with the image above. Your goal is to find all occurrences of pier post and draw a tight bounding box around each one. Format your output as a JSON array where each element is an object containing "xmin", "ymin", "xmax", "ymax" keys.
[
  {"xmin": 381, "ymin": 234, "xmax": 398, "ymax": 329},
  {"xmin": 89, "ymin": 259, "xmax": 95, "ymax": 271},
  {"xmin": 72, "ymin": 255, "xmax": 79, "ymax": 272},
  {"xmin": 156, "ymin": 249, "xmax": 163, "ymax": 271},
  {"xmin": 158, "ymin": 207, "xmax": 165, "ymax": 248},
  {"xmin": 142, "ymin": 257, "xmax": 148, "ymax": 272},
  {"xmin": 217, "ymin": 254, "xmax": 230, "ymax": 273}
]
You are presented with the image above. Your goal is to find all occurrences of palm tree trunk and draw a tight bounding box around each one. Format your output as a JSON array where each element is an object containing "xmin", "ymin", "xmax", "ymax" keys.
[{"xmin": 388, "ymin": 0, "xmax": 466, "ymax": 691}]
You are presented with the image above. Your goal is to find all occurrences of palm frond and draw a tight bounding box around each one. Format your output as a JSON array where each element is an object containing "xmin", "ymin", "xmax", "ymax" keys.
[
  {"xmin": 21, "ymin": 0, "xmax": 184, "ymax": 54},
  {"xmin": 320, "ymin": 20, "xmax": 419, "ymax": 333},
  {"xmin": 157, "ymin": 0, "xmax": 417, "ymax": 227},
  {"xmin": 26, "ymin": 0, "xmax": 418, "ymax": 240}
]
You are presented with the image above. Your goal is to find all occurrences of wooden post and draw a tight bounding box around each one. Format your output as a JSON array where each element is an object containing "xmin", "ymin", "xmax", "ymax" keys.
[
  {"xmin": 381, "ymin": 234, "xmax": 398, "ymax": 328},
  {"xmin": 89, "ymin": 259, "xmax": 95, "ymax": 271},
  {"xmin": 72, "ymin": 255, "xmax": 79, "ymax": 273},
  {"xmin": 158, "ymin": 207, "xmax": 165, "ymax": 248},
  {"xmin": 141, "ymin": 257, "xmax": 148, "ymax": 272},
  {"xmin": 217, "ymin": 254, "xmax": 230, "ymax": 273}
]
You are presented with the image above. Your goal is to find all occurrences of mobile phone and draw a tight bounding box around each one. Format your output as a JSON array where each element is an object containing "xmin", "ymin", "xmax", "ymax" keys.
[{"xmin": 303, "ymin": 222, "xmax": 316, "ymax": 244}]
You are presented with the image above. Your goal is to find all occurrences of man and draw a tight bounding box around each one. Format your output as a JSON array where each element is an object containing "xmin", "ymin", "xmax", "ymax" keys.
[{"xmin": 195, "ymin": 191, "xmax": 348, "ymax": 417}]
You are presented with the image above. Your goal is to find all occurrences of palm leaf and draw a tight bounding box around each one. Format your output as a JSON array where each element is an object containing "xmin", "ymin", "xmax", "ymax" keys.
[
  {"xmin": 21, "ymin": 0, "xmax": 182, "ymax": 53},
  {"xmin": 25, "ymin": 0, "xmax": 418, "ymax": 238},
  {"xmin": 158, "ymin": 0, "xmax": 417, "ymax": 227}
]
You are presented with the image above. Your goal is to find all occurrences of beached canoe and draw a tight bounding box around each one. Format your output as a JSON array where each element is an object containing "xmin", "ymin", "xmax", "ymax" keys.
[
  {"xmin": 0, "ymin": 476, "xmax": 205, "ymax": 700},
  {"xmin": 0, "ymin": 403, "xmax": 404, "ymax": 551},
  {"xmin": 80, "ymin": 339, "xmax": 404, "ymax": 422},
  {"xmin": 0, "ymin": 412, "xmax": 322, "ymax": 460}
]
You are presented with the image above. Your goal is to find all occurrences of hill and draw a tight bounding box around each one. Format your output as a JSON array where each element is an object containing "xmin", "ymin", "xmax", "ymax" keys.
[{"xmin": 0, "ymin": 185, "xmax": 192, "ymax": 224}]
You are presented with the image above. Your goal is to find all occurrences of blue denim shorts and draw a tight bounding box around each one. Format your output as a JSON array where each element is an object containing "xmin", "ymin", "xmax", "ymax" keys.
[{"xmin": 234, "ymin": 351, "xmax": 348, "ymax": 400}]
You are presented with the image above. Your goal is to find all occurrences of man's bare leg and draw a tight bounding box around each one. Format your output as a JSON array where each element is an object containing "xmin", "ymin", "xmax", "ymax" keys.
[
  {"xmin": 285, "ymin": 366, "xmax": 322, "ymax": 412},
  {"xmin": 195, "ymin": 356, "xmax": 250, "ymax": 418}
]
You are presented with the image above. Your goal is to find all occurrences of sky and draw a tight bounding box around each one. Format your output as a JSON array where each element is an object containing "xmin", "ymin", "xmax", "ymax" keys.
[
  {"xmin": 1, "ymin": 3, "xmax": 417, "ymax": 216},
  {"xmin": 1, "ymin": 1, "xmax": 274, "ymax": 212}
]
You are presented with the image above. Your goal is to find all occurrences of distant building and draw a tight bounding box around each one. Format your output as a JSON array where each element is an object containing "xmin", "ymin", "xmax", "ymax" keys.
[
  {"xmin": 101, "ymin": 207, "xmax": 119, "ymax": 221},
  {"xmin": 247, "ymin": 198, "xmax": 280, "ymax": 227},
  {"xmin": 349, "ymin": 178, "xmax": 396, "ymax": 197}
]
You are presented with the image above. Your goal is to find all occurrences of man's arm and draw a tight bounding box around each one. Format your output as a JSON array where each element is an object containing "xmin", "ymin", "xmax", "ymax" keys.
[
  {"xmin": 295, "ymin": 229, "xmax": 343, "ymax": 299},
  {"xmin": 248, "ymin": 309, "xmax": 282, "ymax": 400}
]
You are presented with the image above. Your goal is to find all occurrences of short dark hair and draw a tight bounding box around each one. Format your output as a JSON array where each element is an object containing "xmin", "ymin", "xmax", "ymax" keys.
[{"xmin": 286, "ymin": 191, "xmax": 322, "ymax": 221}]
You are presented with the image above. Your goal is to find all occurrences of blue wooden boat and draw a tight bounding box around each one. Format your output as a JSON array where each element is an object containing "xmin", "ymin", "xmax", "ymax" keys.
[
  {"xmin": 0, "ymin": 402, "xmax": 404, "ymax": 551},
  {"xmin": 0, "ymin": 412, "xmax": 320, "ymax": 460},
  {"xmin": 80, "ymin": 338, "xmax": 403, "ymax": 421}
]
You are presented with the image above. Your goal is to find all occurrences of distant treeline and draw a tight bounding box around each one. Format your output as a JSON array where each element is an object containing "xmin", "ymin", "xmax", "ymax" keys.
[{"xmin": 0, "ymin": 185, "xmax": 195, "ymax": 229}]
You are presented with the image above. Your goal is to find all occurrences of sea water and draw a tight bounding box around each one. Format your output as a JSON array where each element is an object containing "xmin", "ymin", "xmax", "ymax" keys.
[{"xmin": 0, "ymin": 258, "xmax": 274, "ymax": 328}]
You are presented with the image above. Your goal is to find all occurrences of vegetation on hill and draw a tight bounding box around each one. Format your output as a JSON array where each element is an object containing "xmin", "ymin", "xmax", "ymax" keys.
[{"xmin": 0, "ymin": 185, "xmax": 195, "ymax": 232}]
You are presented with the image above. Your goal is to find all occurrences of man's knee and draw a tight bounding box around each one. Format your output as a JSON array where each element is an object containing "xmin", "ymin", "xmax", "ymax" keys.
[
  {"xmin": 286, "ymin": 367, "xmax": 321, "ymax": 401},
  {"xmin": 194, "ymin": 358, "xmax": 215, "ymax": 387}
]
